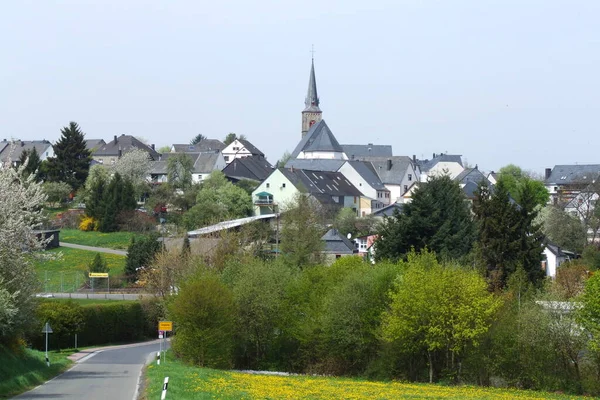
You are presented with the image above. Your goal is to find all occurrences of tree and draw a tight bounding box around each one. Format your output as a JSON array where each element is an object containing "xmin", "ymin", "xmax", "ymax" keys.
[
  {"xmin": 167, "ymin": 153, "xmax": 194, "ymax": 190},
  {"xmin": 190, "ymin": 134, "xmax": 207, "ymax": 145},
  {"xmin": 381, "ymin": 250, "xmax": 501, "ymax": 383},
  {"xmin": 278, "ymin": 195, "xmax": 325, "ymax": 268},
  {"xmin": 497, "ymin": 164, "xmax": 549, "ymax": 208},
  {"xmin": 82, "ymin": 165, "xmax": 110, "ymax": 220},
  {"xmin": 577, "ymin": 273, "xmax": 600, "ymax": 354},
  {"xmin": 125, "ymin": 234, "xmax": 162, "ymax": 282},
  {"xmin": 43, "ymin": 181, "xmax": 72, "ymax": 207},
  {"xmin": 0, "ymin": 161, "xmax": 48, "ymax": 342},
  {"xmin": 99, "ymin": 173, "xmax": 137, "ymax": 232},
  {"xmin": 333, "ymin": 208, "xmax": 358, "ymax": 237},
  {"xmin": 158, "ymin": 145, "xmax": 171, "ymax": 153},
  {"xmin": 88, "ymin": 253, "xmax": 109, "ymax": 273},
  {"xmin": 223, "ymin": 133, "xmax": 246, "ymax": 146},
  {"xmin": 112, "ymin": 149, "xmax": 151, "ymax": 198},
  {"xmin": 45, "ymin": 122, "xmax": 92, "ymax": 190},
  {"xmin": 375, "ymin": 174, "xmax": 475, "ymax": 262},
  {"xmin": 168, "ymin": 271, "xmax": 236, "ymax": 368},
  {"xmin": 538, "ymin": 206, "xmax": 587, "ymax": 253},
  {"xmin": 18, "ymin": 148, "xmax": 41, "ymax": 180},
  {"xmin": 275, "ymin": 150, "xmax": 292, "ymax": 168}
]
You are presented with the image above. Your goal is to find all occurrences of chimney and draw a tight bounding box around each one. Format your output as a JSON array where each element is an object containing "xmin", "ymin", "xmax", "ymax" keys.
[
  {"xmin": 432, "ymin": 153, "xmax": 436, "ymax": 158},
  {"xmin": 387, "ymin": 159, "xmax": 392, "ymax": 171},
  {"xmin": 475, "ymin": 164, "xmax": 478, "ymax": 170},
  {"xmin": 412, "ymin": 154, "xmax": 416, "ymax": 163},
  {"xmin": 545, "ymin": 168, "xmax": 552, "ymax": 180},
  {"xmin": 113, "ymin": 135, "xmax": 118, "ymax": 144},
  {"xmin": 118, "ymin": 147, "xmax": 122, "ymax": 159},
  {"xmin": 21, "ymin": 141, "xmax": 25, "ymax": 147},
  {"xmin": 151, "ymin": 144, "xmax": 155, "ymax": 151}
]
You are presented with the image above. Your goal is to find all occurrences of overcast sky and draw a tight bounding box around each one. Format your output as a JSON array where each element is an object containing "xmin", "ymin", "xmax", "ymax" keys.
[{"xmin": 1, "ymin": 0, "xmax": 599, "ymax": 173}]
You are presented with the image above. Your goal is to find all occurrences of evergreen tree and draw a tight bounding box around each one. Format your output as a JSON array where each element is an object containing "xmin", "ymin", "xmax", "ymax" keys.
[
  {"xmin": 125, "ymin": 234, "xmax": 162, "ymax": 282},
  {"xmin": 18, "ymin": 148, "xmax": 41, "ymax": 179},
  {"xmin": 88, "ymin": 253, "xmax": 108, "ymax": 273},
  {"xmin": 46, "ymin": 122, "xmax": 92, "ymax": 190},
  {"xmin": 375, "ymin": 175, "xmax": 475, "ymax": 261},
  {"xmin": 98, "ymin": 173, "xmax": 137, "ymax": 232},
  {"xmin": 190, "ymin": 133, "xmax": 206, "ymax": 145},
  {"xmin": 515, "ymin": 179, "xmax": 545, "ymax": 285}
]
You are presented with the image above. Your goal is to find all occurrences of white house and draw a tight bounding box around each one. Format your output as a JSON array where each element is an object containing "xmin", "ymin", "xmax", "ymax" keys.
[
  {"xmin": 0, "ymin": 139, "xmax": 54, "ymax": 167},
  {"xmin": 221, "ymin": 139, "xmax": 265, "ymax": 164},
  {"xmin": 149, "ymin": 152, "xmax": 226, "ymax": 184},
  {"xmin": 418, "ymin": 153, "xmax": 464, "ymax": 182},
  {"xmin": 542, "ymin": 242, "xmax": 574, "ymax": 278}
]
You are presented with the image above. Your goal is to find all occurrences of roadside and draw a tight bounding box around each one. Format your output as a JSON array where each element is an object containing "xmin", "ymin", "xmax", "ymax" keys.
[{"xmin": 59, "ymin": 242, "xmax": 127, "ymax": 256}]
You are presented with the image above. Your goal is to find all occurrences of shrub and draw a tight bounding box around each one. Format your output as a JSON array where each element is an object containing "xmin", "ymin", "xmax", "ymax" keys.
[
  {"xmin": 79, "ymin": 216, "xmax": 98, "ymax": 231},
  {"xmin": 32, "ymin": 301, "xmax": 85, "ymax": 350},
  {"xmin": 117, "ymin": 210, "xmax": 157, "ymax": 233}
]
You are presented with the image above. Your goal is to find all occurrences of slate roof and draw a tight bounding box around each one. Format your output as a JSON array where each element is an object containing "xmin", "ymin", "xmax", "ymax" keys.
[
  {"xmin": 95, "ymin": 135, "xmax": 160, "ymax": 160},
  {"xmin": 280, "ymin": 168, "xmax": 363, "ymax": 197},
  {"xmin": 0, "ymin": 140, "xmax": 53, "ymax": 163},
  {"xmin": 222, "ymin": 156, "xmax": 273, "ymax": 181},
  {"xmin": 361, "ymin": 156, "xmax": 413, "ymax": 185},
  {"xmin": 342, "ymin": 144, "xmax": 393, "ymax": 159},
  {"xmin": 284, "ymin": 158, "xmax": 345, "ymax": 172},
  {"xmin": 237, "ymin": 139, "xmax": 264, "ymax": 156},
  {"xmin": 347, "ymin": 161, "xmax": 387, "ymax": 191},
  {"xmin": 418, "ymin": 154, "xmax": 463, "ymax": 172},
  {"xmin": 0, "ymin": 141, "xmax": 9, "ymax": 157},
  {"xmin": 462, "ymin": 181, "xmax": 480, "ymax": 199},
  {"xmin": 455, "ymin": 168, "xmax": 489, "ymax": 185},
  {"xmin": 151, "ymin": 152, "xmax": 221, "ymax": 175},
  {"xmin": 304, "ymin": 58, "xmax": 321, "ymax": 112},
  {"xmin": 172, "ymin": 139, "xmax": 225, "ymax": 153},
  {"xmin": 321, "ymin": 229, "xmax": 355, "ymax": 254},
  {"xmin": 545, "ymin": 240, "xmax": 568, "ymax": 257},
  {"xmin": 373, "ymin": 202, "xmax": 404, "ymax": 217},
  {"xmin": 290, "ymin": 120, "xmax": 344, "ymax": 158},
  {"xmin": 545, "ymin": 164, "xmax": 600, "ymax": 185},
  {"xmin": 85, "ymin": 139, "xmax": 106, "ymax": 152}
]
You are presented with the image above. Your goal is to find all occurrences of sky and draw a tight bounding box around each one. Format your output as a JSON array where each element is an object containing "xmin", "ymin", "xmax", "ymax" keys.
[{"xmin": 1, "ymin": 0, "xmax": 599, "ymax": 174}]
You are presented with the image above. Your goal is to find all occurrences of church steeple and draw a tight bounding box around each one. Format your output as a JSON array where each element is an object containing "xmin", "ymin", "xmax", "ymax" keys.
[{"xmin": 301, "ymin": 57, "xmax": 323, "ymax": 137}]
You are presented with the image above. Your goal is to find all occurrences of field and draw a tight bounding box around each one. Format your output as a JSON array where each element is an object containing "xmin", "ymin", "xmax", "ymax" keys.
[
  {"xmin": 59, "ymin": 228, "xmax": 135, "ymax": 250},
  {"xmin": 143, "ymin": 353, "xmax": 588, "ymax": 400},
  {"xmin": 0, "ymin": 345, "xmax": 73, "ymax": 398},
  {"xmin": 40, "ymin": 298, "xmax": 138, "ymax": 306},
  {"xmin": 34, "ymin": 247, "xmax": 127, "ymax": 292}
]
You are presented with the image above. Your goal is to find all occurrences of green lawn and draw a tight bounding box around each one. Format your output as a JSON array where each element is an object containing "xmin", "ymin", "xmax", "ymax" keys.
[
  {"xmin": 0, "ymin": 345, "xmax": 74, "ymax": 398},
  {"xmin": 40, "ymin": 298, "xmax": 138, "ymax": 306},
  {"xmin": 34, "ymin": 247, "xmax": 127, "ymax": 292},
  {"xmin": 143, "ymin": 352, "xmax": 588, "ymax": 400},
  {"xmin": 59, "ymin": 228, "xmax": 136, "ymax": 250}
]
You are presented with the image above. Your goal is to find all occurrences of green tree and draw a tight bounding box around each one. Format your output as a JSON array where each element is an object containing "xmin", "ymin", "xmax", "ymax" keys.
[
  {"xmin": 88, "ymin": 253, "xmax": 109, "ymax": 273},
  {"xmin": 35, "ymin": 301, "xmax": 85, "ymax": 350},
  {"xmin": 43, "ymin": 181, "xmax": 72, "ymax": 207},
  {"xmin": 538, "ymin": 206, "xmax": 587, "ymax": 253},
  {"xmin": 381, "ymin": 250, "xmax": 501, "ymax": 383},
  {"xmin": 275, "ymin": 150, "xmax": 292, "ymax": 168},
  {"xmin": 18, "ymin": 148, "xmax": 41, "ymax": 180},
  {"xmin": 497, "ymin": 164, "xmax": 549, "ymax": 207},
  {"xmin": 334, "ymin": 208, "xmax": 358, "ymax": 238},
  {"xmin": 82, "ymin": 165, "xmax": 109, "ymax": 220},
  {"xmin": 125, "ymin": 234, "xmax": 162, "ymax": 282},
  {"xmin": 578, "ymin": 273, "xmax": 600, "ymax": 354},
  {"xmin": 223, "ymin": 132, "xmax": 246, "ymax": 146},
  {"xmin": 375, "ymin": 175, "xmax": 475, "ymax": 262},
  {"xmin": 45, "ymin": 122, "xmax": 92, "ymax": 190},
  {"xmin": 280, "ymin": 194, "xmax": 324, "ymax": 268},
  {"xmin": 157, "ymin": 145, "xmax": 171, "ymax": 153},
  {"xmin": 99, "ymin": 173, "xmax": 137, "ymax": 232},
  {"xmin": 190, "ymin": 133, "xmax": 206, "ymax": 145},
  {"xmin": 168, "ymin": 271, "xmax": 236, "ymax": 368},
  {"xmin": 167, "ymin": 153, "xmax": 194, "ymax": 189}
]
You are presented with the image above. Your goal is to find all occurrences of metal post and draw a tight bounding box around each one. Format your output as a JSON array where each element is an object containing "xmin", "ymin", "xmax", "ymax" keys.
[
  {"xmin": 45, "ymin": 330, "xmax": 49, "ymax": 367},
  {"xmin": 60, "ymin": 272, "xmax": 63, "ymax": 293},
  {"xmin": 75, "ymin": 333, "xmax": 77, "ymax": 350},
  {"xmin": 164, "ymin": 331, "xmax": 167, "ymax": 364},
  {"xmin": 44, "ymin": 270, "xmax": 48, "ymax": 293},
  {"xmin": 91, "ymin": 277, "xmax": 94, "ymax": 294}
]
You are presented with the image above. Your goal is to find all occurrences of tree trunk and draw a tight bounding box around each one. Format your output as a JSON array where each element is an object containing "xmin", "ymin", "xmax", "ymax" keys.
[{"xmin": 428, "ymin": 351, "xmax": 433, "ymax": 383}]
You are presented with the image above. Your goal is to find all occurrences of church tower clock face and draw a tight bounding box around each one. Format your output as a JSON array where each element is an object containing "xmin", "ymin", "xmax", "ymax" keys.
[{"xmin": 310, "ymin": 120, "xmax": 316, "ymax": 127}]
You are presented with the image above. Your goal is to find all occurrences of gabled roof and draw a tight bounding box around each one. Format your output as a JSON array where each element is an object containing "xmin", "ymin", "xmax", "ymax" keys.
[
  {"xmin": 373, "ymin": 202, "xmax": 404, "ymax": 217},
  {"xmin": 342, "ymin": 144, "xmax": 393, "ymax": 159},
  {"xmin": 0, "ymin": 140, "xmax": 10, "ymax": 157},
  {"xmin": 418, "ymin": 154, "xmax": 463, "ymax": 172},
  {"xmin": 290, "ymin": 120, "xmax": 344, "ymax": 158},
  {"xmin": 280, "ymin": 168, "xmax": 363, "ymax": 197},
  {"xmin": 545, "ymin": 164, "xmax": 600, "ymax": 185},
  {"xmin": 284, "ymin": 158, "xmax": 345, "ymax": 172},
  {"xmin": 545, "ymin": 240, "xmax": 568, "ymax": 257},
  {"xmin": 455, "ymin": 168, "xmax": 488, "ymax": 185},
  {"xmin": 95, "ymin": 135, "xmax": 160, "ymax": 160},
  {"xmin": 237, "ymin": 139, "xmax": 264, "ymax": 156},
  {"xmin": 321, "ymin": 229, "xmax": 355, "ymax": 254},
  {"xmin": 222, "ymin": 156, "xmax": 273, "ymax": 181},
  {"xmin": 462, "ymin": 181, "xmax": 480, "ymax": 199},
  {"xmin": 346, "ymin": 161, "xmax": 387, "ymax": 191},
  {"xmin": 361, "ymin": 156, "xmax": 413, "ymax": 185},
  {"xmin": 85, "ymin": 139, "xmax": 106, "ymax": 152},
  {"xmin": 172, "ymin": 139, "xmax": 225, "ymax": 153},
  {"xmin": 151, "ymin": 152, "xmax": 221, "ymax": 175},
  {"xmin": 0, "ymin": 140, "xmax": 53, "ymax": 163}
]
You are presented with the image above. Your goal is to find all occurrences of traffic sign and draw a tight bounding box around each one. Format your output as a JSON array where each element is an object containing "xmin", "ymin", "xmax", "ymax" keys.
[
  {"xmin": 158, "ymin": 321, "xmax": 173, "ymax": 331},
  {"xmin": 42, "ymin": 322, "xmax": 53, "ymax": 334},
  {"xmin": 89, "ymin": 272, "xmax": 109, "ymax": 278}
]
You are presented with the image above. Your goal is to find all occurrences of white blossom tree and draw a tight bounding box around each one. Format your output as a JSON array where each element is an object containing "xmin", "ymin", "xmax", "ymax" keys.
[
  {"xmin": 0, "ymin": 155, "xmax": 49, "ymax": 341},
  {"xmin": 111, "ymin": 149, "xmax": 152, "ymax": 197}
]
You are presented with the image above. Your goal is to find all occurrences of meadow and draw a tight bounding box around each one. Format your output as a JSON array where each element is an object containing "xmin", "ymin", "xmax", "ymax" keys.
[
  {"xmin": 33, "ymin": 247, "xmax": 126, "ymax": 292},
  {"xmin": 143, "ymin": 353, "xmax": 589, "ymax": 400},
  {"xmin": 59, "ymin": 228, "xmax": 135, "ymax": 250}
]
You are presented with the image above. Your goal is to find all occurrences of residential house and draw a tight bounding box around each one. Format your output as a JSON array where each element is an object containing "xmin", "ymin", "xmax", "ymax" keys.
[
  {"xmin": 342, "ymin": 144, "xmax": 392, "ymax": 160},
  {"xmin": 418, "ymin": 153, "xmax": 464, "ymax": 182},
  {"xmin": 363, "ymin": 156, "xmax": 418, "ymax": 203},
  {"xmin": 0, "ymin": 139, "xmax": 54, "ymax": 167},
  {"xmin": 221, "ymin": 156, "xmax": 273, "ymax": 183},
  {"xmin": 355, "ymin": 234, "xmax": 378, "ymax": 262},
  {"xmin": 321, "ymin": 228, "xmax": 357, "ymax": 264},
  {"xmin": 338, "ymin": 161, "xmax": 389, "ymax": 214},
  {"xmin": 221, "ymin": 138, "xmax": 265, "ymax": 164},
  {"xmin": 487, "ymin": 171, "xmax": 498, "ymax": 185},
  {"xmin": 372, "ymin": 202, "xmax": 404, "ymax": 218},
  {"xmin": 543, "ymin": 241, "xmax": 575, "ymax": 278},
  {"xmin": 544, "ymin": 164, "xmax": 600, "ymax": 206},
  {"xmin": 149, "ymin": 152, "xmax": 226, "ymax": 184},
  {"xmin": 85, "ymin": 139, "xmax": 106, "ymax": 153},
  {"xmin": 251, "ymin": 168, "xmax": 367, "ymax": 216},
  {"xmin": 454, "ymin": 167, "xmax": 490, "ymax": 202},
  {"xmin": 171, "ymin": 140, "xmax": 225, "ymax": 153},
  {"xmin": 93, "ymin": 135, "xmax": 160, "ymax": 165}
]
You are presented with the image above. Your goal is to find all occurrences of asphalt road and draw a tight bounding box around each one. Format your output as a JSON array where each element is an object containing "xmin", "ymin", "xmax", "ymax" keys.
[
  {"xmin": 14, "ymin": 341, "xmax": 163, "ymax": 400},
  {"xmin": 59, "ymin": 242, "xmax": 128, "ymax": 256}
]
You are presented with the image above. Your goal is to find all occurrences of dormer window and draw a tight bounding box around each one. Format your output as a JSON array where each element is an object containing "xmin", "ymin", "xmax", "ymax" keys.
[{"xmin": 408, "ymin": 174, "xmax": 412, "ymax": 181}]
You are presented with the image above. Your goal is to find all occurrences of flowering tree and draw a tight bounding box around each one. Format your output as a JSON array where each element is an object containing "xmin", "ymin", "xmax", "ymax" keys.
[
  {"xmin": 112, "ymin": 148, "xmax": 152, "ymax": 197},
  {"xmin": 0, "ymin": 156, "xmax": 48, "ymax": 341}
]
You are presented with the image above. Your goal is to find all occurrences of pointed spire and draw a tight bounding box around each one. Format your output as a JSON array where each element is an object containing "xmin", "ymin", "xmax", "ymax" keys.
[{"xmin": 304, "ymin": 58, "xmax": 320, "ymax": 112}]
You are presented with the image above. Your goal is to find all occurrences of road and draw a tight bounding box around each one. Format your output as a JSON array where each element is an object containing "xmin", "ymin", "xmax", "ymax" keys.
[
  {"xmin": 14, "ymin": 341, "xmax": 163, "ymax": 400},
  {"xmin": 59, "ymin": 242, "xmax": 128, "ymax": 256}
]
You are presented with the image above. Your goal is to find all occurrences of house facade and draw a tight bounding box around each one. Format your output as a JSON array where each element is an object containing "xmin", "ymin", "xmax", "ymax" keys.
[
  {"xmin": 0, "ymin": 140, "xmax": 54, "ymax": 167},
  {"xmin": 93, "ymin": 135, "xmax": 159, "ymax": 165},
  {"xmin": 221, "ymin": 139, "xmax": 265, "ymax": 164}
]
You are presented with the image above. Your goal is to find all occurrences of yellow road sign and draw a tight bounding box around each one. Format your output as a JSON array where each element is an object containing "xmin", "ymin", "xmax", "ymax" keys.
[
  {"xmin": 158, "ymin": 321, "xmax": 173, "ymax": 332},
  {"xmin": 89, "ymin": 272, "xmax": 109, "ymax": 278}
]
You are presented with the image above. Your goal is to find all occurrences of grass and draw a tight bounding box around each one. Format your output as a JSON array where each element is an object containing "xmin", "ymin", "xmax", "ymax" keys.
[
  {"xmin": 40, "ymin": 298, "xmax": 138, "ymax": 306},
  {"xmin": 0, "ymin": 345, "xmax": 74, "ymax": 399},
  {"xmin": 59, "ymin": 228, "xmax": 136, "ymax": 250},
  {"xmin": 143, "ymin": 353, "xmax": 589, "ymax": 400},
  {"xmin": 34, "ymin": 247, "xmax": 127, "ymax": 292}
]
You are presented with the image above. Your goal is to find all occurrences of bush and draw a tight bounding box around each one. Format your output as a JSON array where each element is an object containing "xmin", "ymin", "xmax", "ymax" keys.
[
  {"xmin": 117, "ymin": 210, "xmax": 157, "ymax": 233},
  {"xmin": 31, "ymin": 301, "xmax": 85, "ymax": 350},
  {"xmin": 79, "ymin": 216, "xmax": 98, "ymax": 231},
  {"xmin": 53, "ymin": 209, "xmax": 83, "ymax": 229},
  {"xmin": 168, "ymin": 272, "xmax": 236, "ymax": 368}
]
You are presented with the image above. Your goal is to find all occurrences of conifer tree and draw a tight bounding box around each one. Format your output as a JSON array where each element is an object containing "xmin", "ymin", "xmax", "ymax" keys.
[
  {"xmin": 46, "ymin": 122, "xmax": 92, "ymax": 190},
  {"xmin": 18, "ymin": 148, "xmax": 41, "ymax": 180}
]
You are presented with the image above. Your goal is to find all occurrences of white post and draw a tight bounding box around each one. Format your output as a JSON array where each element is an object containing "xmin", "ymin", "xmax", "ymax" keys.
[
  {"xmin": 45, "ymin": 330, "xmax": 49, "ymax": 367},
  {"xmin": 161, "ymin": 377, "xmax": 169, "ymax": 400}
]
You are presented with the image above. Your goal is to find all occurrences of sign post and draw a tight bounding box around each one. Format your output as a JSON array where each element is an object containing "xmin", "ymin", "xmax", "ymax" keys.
[
  {"xmin": 89, "ymin": 273, "xmax": 109, "ymax": 295},
  {"xmin": 158, "ymin": 321, "xmax": 173, "ymax": 364},
  {"xmin": 42, "ymin": 322, "xmax": 53, "ymax": 366}
]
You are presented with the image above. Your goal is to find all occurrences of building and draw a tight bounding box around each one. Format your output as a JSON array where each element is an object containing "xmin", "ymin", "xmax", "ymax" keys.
[
  {"xmin": 85, "ymin": 139, "xmax": 106, "ymax": 153},
  {"xmin": 149, "ymin": 152, "xmax": 226, "ymax": 184},
  {"xmin": 93, "ymin": 134, "xmax": 160, "ymax": 165},
  {"xmin": 320, "ymin": 228, "xmax": 357, "ymax": 264},
  {"xmin": 301, "ymin": 57, "xmax": 322, "ymax": 138},
  {"xmin": 0, "ymin": 139, "xmax": 54, "ymax": 167},
  {"xmin": 544, "ymin": 164, "xmax": 600, "ymax": 206},
  {"xmin": 542, "ymin": 241, "xmax": 575, "ymax": 278},
  {"xmin": 171, "ymin": 140, "xmax": 225, "ymax": 153},
  {"xmin": 221, "ymin": 138, "xmax": 265, "ymax": 164},
  {"xmin": 417, "ymin": 153, "xmax": 464, "ymax": 182},
  {"xmin": 221, "ymin": 156, "xmax": 273, "ymax": 183}
]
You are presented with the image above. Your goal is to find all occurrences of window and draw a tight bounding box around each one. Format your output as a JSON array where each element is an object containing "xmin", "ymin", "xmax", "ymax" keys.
[
  {"xmin": 233, "ymin": 147, "xmax": 240, "ymax": 151},
  {"xmin": 336, "ymin": 255, "xmax": 342, "ymax": 259},
  {"xmin": 282, "ymin": 183, "xmax": 286, "ymax": 188},
  {"xmin": 224, "ymin": 156, "xmax": 229, "ymax": 162},
  {"xmin": 408, "ymin": 174, "xmax": 412, "ymax": 181},
  {"xmin": 354, "ymin": 196, "xmax": 357, "ymax": 204},
  {"xmin": 385, "ymin": 192, "xmax": 390, "ymax": 198},
  {"xmin": 404, "ymin": 185, "xmax": 408, "ymax": 192},
  {"xmin": 266, "ymin": 183, "xmax": 270, "ymax": 188}
]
